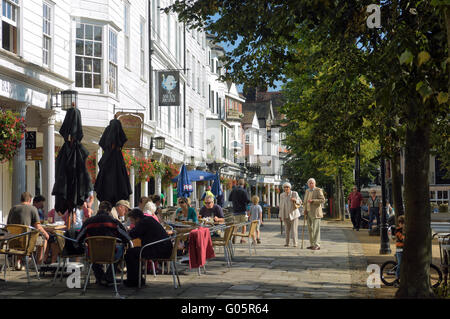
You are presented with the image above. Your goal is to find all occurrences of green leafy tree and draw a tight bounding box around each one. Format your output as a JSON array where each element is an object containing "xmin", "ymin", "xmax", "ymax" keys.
[{"xmin": 168, "ymin": 0, "xmax": 449, "ymax": 298}]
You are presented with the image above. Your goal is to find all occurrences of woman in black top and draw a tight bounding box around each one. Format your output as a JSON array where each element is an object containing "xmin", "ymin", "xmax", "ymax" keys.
[{"xmin": 124, "ymin": 209, "xmax": 172, "ymax": 287}]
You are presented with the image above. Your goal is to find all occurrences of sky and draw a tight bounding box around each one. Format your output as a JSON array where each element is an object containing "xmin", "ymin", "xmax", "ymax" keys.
[{"xmin": 210, "ymin": 14, "xmax": 284, "ymax": 93}]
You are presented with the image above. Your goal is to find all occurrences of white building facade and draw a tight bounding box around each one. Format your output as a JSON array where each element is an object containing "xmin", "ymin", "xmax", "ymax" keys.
[{"xmin": 0, "ymin": 0, "xmax": 247, "ymax": 219}]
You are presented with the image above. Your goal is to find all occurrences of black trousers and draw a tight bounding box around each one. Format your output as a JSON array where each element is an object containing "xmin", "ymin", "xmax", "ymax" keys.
[{"xmin": 350, "ymin": 207, "xmax": 361, "ymax": 230}]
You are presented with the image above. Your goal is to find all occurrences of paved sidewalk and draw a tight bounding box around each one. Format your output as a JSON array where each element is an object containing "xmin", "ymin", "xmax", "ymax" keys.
[{"xmin": 0, "ymin": 219, "xmax": 376, "ymax": 299}]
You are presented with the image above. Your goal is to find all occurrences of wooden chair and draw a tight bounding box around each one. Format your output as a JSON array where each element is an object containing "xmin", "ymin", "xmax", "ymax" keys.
[
  {"xmin": 233, "ymin": 220, "xmax": 259, "ymax": 256},
  {"xmin": 139, "ymin": 235, "xmax": 183, "ymax": 289},
  {"xmin": 82, "ymin": 236, "xmax": 124, "ymax": 298},
  {"xmin": 212, "ymin": 224, "xmax": 235, "ymax": 267},
  {"xmin": 0, "ymin": 224, "xmax": 40, "ymax": 284}
]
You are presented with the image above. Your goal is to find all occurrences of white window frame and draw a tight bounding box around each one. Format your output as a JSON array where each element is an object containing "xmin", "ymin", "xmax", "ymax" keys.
[
  {"xmin": 189, "ymin": 108, "xmax": 194, "ymax": 148},
  {"xmin": 108, "ymin": 28, "xmax": 118, "ymax": 95},
  {"xmin": 140, "ymin": 17, "xmax": 146, "ymax": 81},
  {"xmin": 124, "ymin": 1, "xmax": 130, "ymax": 69},
  {"xmin": 75, "ymin": 22, "xmax": 103, "ymax": 91},
  {"xmin": 199, "ymin": 113, "xmax": 205, "ymax": 150},
  {"xmin": 1, "ymin": 0, "xmax": 20, "ymax": 54},
  {"xmin": 42, "ymin": 1, "xmax": 53, "ymax": 68},
  {"xmin": 192, "ymin": 55, "xmax": 195, "ymax": 91}
]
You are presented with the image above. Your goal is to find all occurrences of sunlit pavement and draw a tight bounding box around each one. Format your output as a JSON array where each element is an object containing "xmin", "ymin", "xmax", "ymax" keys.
[{"xmin": 0, "ymin": 219, "xmax": 377, "ymax": 299}]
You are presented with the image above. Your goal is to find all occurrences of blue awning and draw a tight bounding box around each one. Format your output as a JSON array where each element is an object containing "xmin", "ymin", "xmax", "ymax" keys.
[{"xmin": 172, "ymin": 170, "xmax": 216, "ymax": 182}]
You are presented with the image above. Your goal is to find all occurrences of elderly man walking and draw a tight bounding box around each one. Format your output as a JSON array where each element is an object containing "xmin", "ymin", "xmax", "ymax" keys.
[
  {"xmin": 303, "ymin": 178, "xmax": 326, "ymax": 250},
  {"xmin": 279, "ymin": 182, "xmax": 302, "ymax": 247}
]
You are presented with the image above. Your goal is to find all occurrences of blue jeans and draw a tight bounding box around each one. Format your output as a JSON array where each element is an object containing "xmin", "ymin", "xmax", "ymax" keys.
[
  {"xmin": 368, "ymin": 207, "xmax": 380, "ymax": 230},
  {"xmin": 395, "ymin": 251, "xmax": 403, "ymax": 280}
]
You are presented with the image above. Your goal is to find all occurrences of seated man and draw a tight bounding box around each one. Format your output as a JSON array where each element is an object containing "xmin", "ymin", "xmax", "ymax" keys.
[
  {"xmin": 124, "ymin": 208, "xmax": 173, "ymax": 287},
  {"xmin": 7, "ymin": 192, "xmax": 50, "ymax": 268},
  {"xmin": 76, "ymin": 201, "xmax": 131, "ymax": 286},
  {"xmin": 199, "ymin": 195, "xmax": 225, "ymax": 223}
]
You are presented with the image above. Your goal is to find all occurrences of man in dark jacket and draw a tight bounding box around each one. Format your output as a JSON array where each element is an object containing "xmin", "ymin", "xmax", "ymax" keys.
[
  {"xmin": 124, "ymin": 208, "xmax": 173, "ymax": 287},
  {"xmin": 76, "ymin": 201, "xmax": 131, "ymax": 286},
  {"xmin": 228, "ymin": 179, "xmax": 251, "ymax": 243}
]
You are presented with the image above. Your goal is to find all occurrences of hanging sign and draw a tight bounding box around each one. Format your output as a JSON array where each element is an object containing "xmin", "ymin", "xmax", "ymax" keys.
[
  {"xmin": 114, "ymin": 112, "xmax": 144, "ymax": 149},
  {"xmin": 158, "ymin": 71, "xmax": 180, "ymax": 106}
]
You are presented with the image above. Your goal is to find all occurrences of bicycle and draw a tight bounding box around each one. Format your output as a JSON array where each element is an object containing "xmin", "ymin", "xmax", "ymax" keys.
[
  {"xmin": 380, "ymin": 232, "xmax": 443, "ymax": 288},
  {"xmin": 380, "ymin": 259, "xmax": 442, "ymax": 288}
]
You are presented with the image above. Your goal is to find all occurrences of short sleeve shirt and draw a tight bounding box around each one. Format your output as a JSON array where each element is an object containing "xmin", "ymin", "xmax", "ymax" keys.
[
  {"xmin": 249, "ymin": 204, "xmax": 262, "ymax": 222},
  {"xmin": 7, "ymin": 204, "xmax": 40, "ymax": 226},
  {"xmin": 348, "ymin": 192, "xmax": 362, "ymax": 209},
  {"xmin": 199, "ymin": 205, "xmax": 224, "ymax": 219}
]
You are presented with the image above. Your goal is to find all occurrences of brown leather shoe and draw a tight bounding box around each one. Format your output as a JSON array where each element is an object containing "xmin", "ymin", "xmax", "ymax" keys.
[
  {"xmin": 311, "ymin": 246, "xmax": 320, "ymax": 250},
  {"xmin": 307, "ymin": 246, "xmax": 313, "ymax": 249}
]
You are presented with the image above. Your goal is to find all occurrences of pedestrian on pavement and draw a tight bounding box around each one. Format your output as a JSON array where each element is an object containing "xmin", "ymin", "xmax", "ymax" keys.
[
  {"xmin": 249, "ymin": 195, "xmax": 263, "ymax": 244},
  {"xmin": 367, "ymin": 189, "xmax": 381, "ymax": 231},
  {"xmin": 303, "ymin": 178, "xmax": 326, "ymax": 250},
  {"xmin": 124, "ymin": 208, "xmax": 173, "ymax": 287},
  {"xmin": 228, "ymin": 179, "xmax": 251, "ymax": 243},
  {"xmin": 7, "ymin": 192, "xmax": 50, "ymax": 268},
  {"xmin": 347, "ymin": 186, "xmax": 363, "ymax": 231},
  {"xmin": 279, "ymin": 182, "xmax": 302, "ymax": 247},
  {"xmin": 201, "ymin": 185, "xmax": 215, "ymax": 207}
]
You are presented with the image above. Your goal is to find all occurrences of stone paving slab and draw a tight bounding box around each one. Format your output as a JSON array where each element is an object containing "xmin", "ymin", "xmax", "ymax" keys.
[{"xmin": 0, "ymin": 219, "xmax": 374, "ymax": 299}]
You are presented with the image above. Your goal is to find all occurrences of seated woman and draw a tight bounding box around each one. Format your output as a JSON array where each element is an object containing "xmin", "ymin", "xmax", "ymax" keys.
[
  {"xmin": 175, "ymin": 197, "xmax": 198, "ymax": 223},
  {"xmin": 143, "ymin": 201, "xmax": 160, "ymax": 223},
  {"xmin": 124, "ymin": 208, "xmax": 173, "ymax": 287}
]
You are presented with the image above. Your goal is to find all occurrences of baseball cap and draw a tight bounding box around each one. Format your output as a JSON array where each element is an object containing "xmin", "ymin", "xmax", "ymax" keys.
[{"xmin": 116, "ymin": 200, "xmax": 131, "ymax": 210}]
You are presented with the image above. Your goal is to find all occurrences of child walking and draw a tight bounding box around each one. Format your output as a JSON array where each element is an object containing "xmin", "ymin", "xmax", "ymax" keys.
[
  {"xmin": 249, "ymin": 195, "xmax": 263, "ymax": 244},
  {"xmin": 394, "ymin": 215, "xmax": 405, "ymax": 287}
]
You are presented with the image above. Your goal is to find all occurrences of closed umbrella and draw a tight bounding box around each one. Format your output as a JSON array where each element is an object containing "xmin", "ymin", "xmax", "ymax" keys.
[
  {"xmin": 211, "ymin": 172, "xmax": 224, "ymax": 207},
  {"xmin": 177, "ymin": 164, "xmax": 193, "ymax": 198},
  {"xmin": 94, "ymin": 119, "xmax": 132, "ymax": 206},
  {"xmin": 52, "ymin": 108, "xmax": 93, "ymax": 222}
]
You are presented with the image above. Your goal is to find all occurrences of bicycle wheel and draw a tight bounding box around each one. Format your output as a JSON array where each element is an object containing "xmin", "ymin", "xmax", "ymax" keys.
[
  {"xmin": 380, "ymin": 261, "xmax": 398, "ymax": 286},
  {"xmin": 430, "ymin": 264, "xmax": 442, "ymax": 288}
]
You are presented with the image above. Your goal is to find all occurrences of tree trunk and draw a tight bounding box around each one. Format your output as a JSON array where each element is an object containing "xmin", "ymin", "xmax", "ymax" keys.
[
  {"xmin": 395, "ymin": 110, "xmax": 433, "ymax": 298},
  {"xmin": 391, "ymin": 146, "xmax": 405, "ymax": 221}
]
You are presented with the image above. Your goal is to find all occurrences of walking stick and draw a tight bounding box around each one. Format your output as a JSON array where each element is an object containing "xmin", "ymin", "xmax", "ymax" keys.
[{"xmin": 301, "ymin": 213, "xmax": 306, "ymax": 249}]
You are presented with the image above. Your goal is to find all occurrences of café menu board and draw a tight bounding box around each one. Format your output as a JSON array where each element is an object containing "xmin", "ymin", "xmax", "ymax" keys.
[{"xmin": 114, "ymin": 112, "xmax": 144, "ymax": 149}]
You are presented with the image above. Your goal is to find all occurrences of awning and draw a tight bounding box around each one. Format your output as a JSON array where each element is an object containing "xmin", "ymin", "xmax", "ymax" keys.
[{"xmin": 172, "ymin": 170, "xmax": 216, "ymax": 182}]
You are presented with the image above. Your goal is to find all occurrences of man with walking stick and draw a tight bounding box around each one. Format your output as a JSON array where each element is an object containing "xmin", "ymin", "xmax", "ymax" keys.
[{"xmin": 303, "ymin": 178, "xmax": 326, "ymax": 250}]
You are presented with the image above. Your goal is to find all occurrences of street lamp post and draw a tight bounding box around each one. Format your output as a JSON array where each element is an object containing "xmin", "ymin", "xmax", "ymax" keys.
[{"xmin": 380, "ymin": 142, "xmax": 391, "ymax": 254}]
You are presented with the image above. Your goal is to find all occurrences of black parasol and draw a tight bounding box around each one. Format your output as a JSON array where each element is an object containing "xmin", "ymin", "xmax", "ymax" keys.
[
  {"xmin": 94, "ymin": 118, "xmax": 132, "ymax": 206},
  {"xmin": 52, "ymin": 108, "xmax": 93, "ymax": 215}
]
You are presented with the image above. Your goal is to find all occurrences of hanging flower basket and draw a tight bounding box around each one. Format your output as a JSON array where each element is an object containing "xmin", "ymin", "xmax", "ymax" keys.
[
  {"xmin": 86, "ymin": 154, "xmax": 97, "ymax": 184},
  {"xmin": 0, "ymin": 109, "xmax": 26, "ymax": 163},
  {"xmin": 136, "ymin": 157, "xmax": 156, "ymax": 183},
  {"xmin": 122, "ymin": 150, "xmax": 138, "ymax": 176},
  {"xmin": 162, "ymin": 162, "xmax": 180, "ymax": 187}
]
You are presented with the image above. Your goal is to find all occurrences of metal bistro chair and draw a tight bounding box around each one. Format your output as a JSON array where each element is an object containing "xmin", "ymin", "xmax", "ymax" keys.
[
  {"xmin": 212, "ymin": 224, "xmax": 235, "ymax": 267},
  {"xmin": 233, "ymin": 220, "xmax": 259, "ymax": 256},
  {"xmin": 0, "ymin": 224, "xmax": 40, "ymax": 284},
  {"xmin": 82, "ymin": 236, "xmax": 125, "ymax": 298},
  {"xmin": 51, "ymin": 231, "xmax": 86, "ymax": 285},
  {"xmin": 139, "ymin": 234, "xmax": 183, "ymax": 289},
  {"xmin": 149, "ymin": 224, "xmax": 174, "ymax": 277}
]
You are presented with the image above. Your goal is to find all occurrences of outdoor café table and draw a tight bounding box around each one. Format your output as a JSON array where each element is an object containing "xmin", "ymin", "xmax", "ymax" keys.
[{"xmin": 42, "ymin": 223, "xmax": 67, "ymax": 233}]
